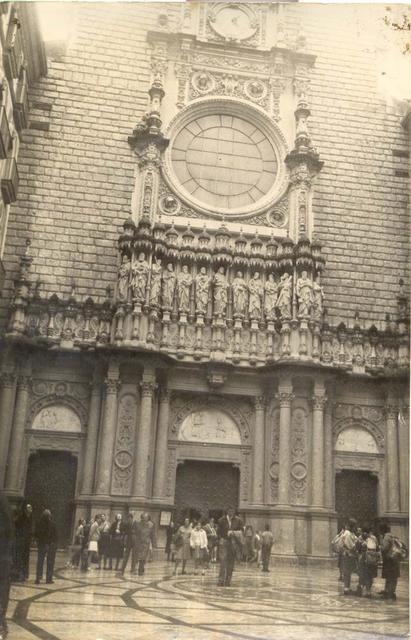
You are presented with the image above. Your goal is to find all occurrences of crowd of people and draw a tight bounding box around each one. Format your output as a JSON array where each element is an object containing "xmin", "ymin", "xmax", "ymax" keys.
[
  {"xmin": 333, "ymin": 518, "xmax": 407, "ymax": 600},
  {"xmin": 165, "ymin": 514, "xmax": 274, "ymax": 580},
  {"xmin": 0, "ymin": 493, "xmax": 407, "ymax": 640},
  {"xmin": 68, "ymin": 511, "xmax": 155, "ymax": 575}
]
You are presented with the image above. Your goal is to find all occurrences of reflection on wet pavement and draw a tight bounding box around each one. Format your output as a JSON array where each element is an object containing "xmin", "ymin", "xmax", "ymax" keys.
[{"xmin": 8, "ymin": 560, "xmax": 408, "ymax": 639}]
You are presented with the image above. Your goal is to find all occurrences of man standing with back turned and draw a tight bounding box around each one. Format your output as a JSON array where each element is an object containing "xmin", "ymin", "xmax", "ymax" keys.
[{"xmin": 217, "ymin": 507, "xmax": 243, "ymax": 587}]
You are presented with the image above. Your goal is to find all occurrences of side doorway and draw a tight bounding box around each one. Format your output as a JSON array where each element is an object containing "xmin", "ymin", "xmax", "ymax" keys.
[
  {"xmin": 25, "ymin": 450, "xmax": 78, "ymax": 546},
  {"xmin": 335, "ymin": 470, "xmax": 378, "ymax": 530}
]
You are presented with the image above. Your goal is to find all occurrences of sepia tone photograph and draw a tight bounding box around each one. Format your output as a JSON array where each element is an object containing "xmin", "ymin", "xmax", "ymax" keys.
[{"xmin": 0, "ymin": 0, "xmax": 409, "ymax": 639}]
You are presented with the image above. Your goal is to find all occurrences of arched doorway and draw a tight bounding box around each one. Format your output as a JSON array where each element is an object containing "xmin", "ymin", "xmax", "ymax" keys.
[
  {"xmin": 175, "ymin": 460, "xmax": 240, "ymax": 522},
  {"xmin": 25, "ymin": 451, "xmax": 77, "ymax": 546}
]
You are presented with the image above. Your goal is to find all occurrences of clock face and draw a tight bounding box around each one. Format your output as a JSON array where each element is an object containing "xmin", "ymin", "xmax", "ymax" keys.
[
  {"xmin": 170, "ymin": 113, "xmax": 278, "ymax": 211},
  {"xmin": 210, "ymin": 5, "xmax": 257, "ymax": 41}
]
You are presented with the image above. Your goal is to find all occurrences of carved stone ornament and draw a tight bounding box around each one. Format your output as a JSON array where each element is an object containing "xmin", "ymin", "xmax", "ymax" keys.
[
  {"xmin": 178, "ymin": 409, "xmax": 241, "ymax": 446},
  {"xmin": 333, "ymin": 417, "xmax": 385, "ymax": 453},
  {"xmin": 207, "ymin": 3, "xmax": 259, "ymax": 44},
  {"xmin": 290, "ymin": 406, "xmax": 308, "ymax": 504},
  {"xmin": 32, "ymin": 405, "xmax": 82, "ymax": 433},
  {"xmin": 111, "ymin": 393, "xmax": 138, "ymax": 495},
  {"xmin": 170, "ymin": 394, "xmax": 252, "ymax": 445}
]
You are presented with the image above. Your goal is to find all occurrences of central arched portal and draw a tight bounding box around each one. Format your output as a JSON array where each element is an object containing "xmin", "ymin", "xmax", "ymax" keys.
[
  {"xmin": 175, "ymin": 460, "xmax": 240, "ymax": 522},
  {"xmin": 174, "ymin": 407, "xmax": 242, "ymax": 520}
]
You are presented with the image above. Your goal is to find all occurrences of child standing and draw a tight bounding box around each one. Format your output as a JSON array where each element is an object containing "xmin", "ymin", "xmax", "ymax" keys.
[{"xmin": 190, "ymin": 521, "xmax": 208, "ymax": 575}]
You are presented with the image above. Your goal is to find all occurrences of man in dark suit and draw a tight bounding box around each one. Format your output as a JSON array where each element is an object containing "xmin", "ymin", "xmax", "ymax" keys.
[
  {"xmin": 34, "ymin": 509, "xmax": 58, "ymax": 584},
  {"xmin": 217, "ymin": 508, "xmax": 243, "ymax": 587}
]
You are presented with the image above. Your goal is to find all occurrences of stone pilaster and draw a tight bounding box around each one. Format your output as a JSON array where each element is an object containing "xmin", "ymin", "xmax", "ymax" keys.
[
  {"xmin": 0, "ymin": 371, "xmax": 17, "ymax": 487},
  {"xmin": 311, "ymin": 384, "xmax": 327, "ymax": 508},
  {"xmin": 276, "ymin": 383, "xmax": 294, "ymax": 505},
  {"xmin": 94, "ymin": 362, "xmax": 120, "ymax": 496},
  {"xmin": 398, "ymin": 403, "xmax": 409, "ymax": 513},
  {"xmin": 132, "ymin": 370, "xmax": 156, "ymax": 499},
  {"xmin": 152, "ymin": 386, "xmax": 170, "ymax": 500},
  {"xmin": 323, "ymin": 394, "xmax": 334, "ymax": 509},
  {"xmin": 252, "ymin": 396, "xmax": 265, "ymax": 505},
  {"xmin": 80, "ymin": 366, "xmax": 104, "ymax": 495},
  {"xmin": 384, "ymin": 402, "xmax": 400, "ymax": 513},
  {"xmin": 5, "ymin": 373, "xmax": 32, "ymax": 493}
]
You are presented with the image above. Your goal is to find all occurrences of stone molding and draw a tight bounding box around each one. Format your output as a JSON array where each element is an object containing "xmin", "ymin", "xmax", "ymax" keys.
[
  {"xmin": 26, "ymin": 394, "xmax": 88, "ymax": 432},
  {"xmin": 332, "ymin": 416, "xmax": 385, "ymax": 453}
]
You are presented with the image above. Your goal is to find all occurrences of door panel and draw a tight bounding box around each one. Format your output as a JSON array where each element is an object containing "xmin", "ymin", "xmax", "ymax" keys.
[
  {"xmin": 175, "ymin": 460, "xmax": 239, "ymax": 523},
  {"xmin": 335, "ymin": 470, "xmax": 378, "ymax": 530},
  {"xmin": 25, "ymin": 450, "xmax": 77, "ymax": 546}
]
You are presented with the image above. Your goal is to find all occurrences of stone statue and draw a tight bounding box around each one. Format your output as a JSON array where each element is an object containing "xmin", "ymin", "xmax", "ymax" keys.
[
  {"xmin": 161, "ymin": 262, "xmax": 176, "ymax": 309},
  {"xmin": 117, "ymin": 255, "xmax": 131, "ymax": 301},
  {"xmin": 131, "ymin": 252, "xmax": 149, "ymax": 302},
  {"xmin": 149, "ymin": 258, "xmax": 162, "ymax": 306},
  {"xmin": 176, "ymin": 264, "xmax": 192, "ymax": 314},
  {"xmin": 312, "ymin": 274, "xmax": 324, "ymax": 321},
  {"xmin": 296, "ymin": 270, "xmax": 313, "ymax": 316},
  {"xmin": 232, "ymin": 271, "xmax": 247, "ymax": 317},
  {"xmin": 213, "ymin": 266, "xmax": 228, "ymax": 316},
  {"xmin": 264, "ymin": 273, "xmax": 278, "ymax": 321},
  {"xmin": 195, "ymin": 266, "xmax": 210, "ymax": 315},
  {"xmin": 276, "ymin": 273, "xmax": 292, "ymax": 319},
  {"xmin": 248, "ymin": 272, "xmax": 263, "ymax": 320}
]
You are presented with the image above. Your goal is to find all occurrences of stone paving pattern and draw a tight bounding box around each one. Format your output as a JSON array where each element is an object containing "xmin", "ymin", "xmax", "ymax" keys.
[{"xmin": 7, "ymin": 560, "xmax": 409, "ymax": 640}]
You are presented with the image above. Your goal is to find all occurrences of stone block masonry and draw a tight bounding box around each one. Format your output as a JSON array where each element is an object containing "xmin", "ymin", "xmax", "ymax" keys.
[{"xmin": 0, "ymin": 2, "xmax": 409, "ymax": 329}]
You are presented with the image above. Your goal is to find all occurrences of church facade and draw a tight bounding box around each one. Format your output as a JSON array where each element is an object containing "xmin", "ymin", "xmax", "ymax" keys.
[{"xmin": 0, "ymin": 2, "xmax": 409, "ymax": 557}]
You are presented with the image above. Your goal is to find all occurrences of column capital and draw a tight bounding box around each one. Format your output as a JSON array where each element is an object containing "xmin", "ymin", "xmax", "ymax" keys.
[
  {"xmin": 276, "ymin": 390, "xmax": 294, "ymax": 407},
  {"xmin": 17, "ymin": 374, "xmax": 32, "ymax": 391},
  {"xmin": 0, "ymin": 372, "xmax": 17, "ymax": 389},
  {"xmin": 384, "ymin": 404, "xmax": 398, "ymax": 420},
  {"xmin": 104, "ymin": 377, "xmax": 120, "ymax": 394},
  {"xmin": 140, "ymin": 380, "xmax": 157, "ymax": 397},
  {"xmin": 254, "ymin": 395, "xmax": 266, "ymax": 411},
  {"xmin": 312, "ymin": 393, "xmax": 327, "ymax": 411}
]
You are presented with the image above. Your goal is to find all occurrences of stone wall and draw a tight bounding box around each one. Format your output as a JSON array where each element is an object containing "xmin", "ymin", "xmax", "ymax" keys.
[{"xmin": 0, "ymin": 2, "xmax": 408, "ymax": 329}]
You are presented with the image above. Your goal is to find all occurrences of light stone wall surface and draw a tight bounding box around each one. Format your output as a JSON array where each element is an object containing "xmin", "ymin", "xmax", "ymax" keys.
[{"xmin": 0, "ymin": 2, "xmax": 408, "ymax": 327}]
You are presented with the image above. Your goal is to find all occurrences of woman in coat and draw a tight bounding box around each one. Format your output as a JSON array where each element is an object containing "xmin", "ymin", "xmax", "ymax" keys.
[
  {"xmin": 356, "ymin": 528, "xmax": 379, "ymax": 597},
  {"xmin": 109, "ymin": 514, "xmax": 124, "ymax": 571},
  {"xmin": 133, "ymin": 513, "xmax": 155, "ymax": 576},
  {"xmin": 173, "ymin": 518, "xmax": 192, "ymax": 576}
]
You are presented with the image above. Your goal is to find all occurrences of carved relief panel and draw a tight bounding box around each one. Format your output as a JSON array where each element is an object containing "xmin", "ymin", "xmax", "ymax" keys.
[
  {"xmin": 267, "ymin": 403, "xmax": 280, "ymax": 503},
  {"xmin": 111, "ymin": 392, "xmax": 138, "ymax": 495},
  {"xmin": 290, "ymin": 403, "xmax": 309, "ymax": 505}
]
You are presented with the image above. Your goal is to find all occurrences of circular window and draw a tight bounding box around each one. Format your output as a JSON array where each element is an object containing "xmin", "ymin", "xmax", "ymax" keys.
[
  {"xmin": 172, "ymin": 114, "xmax": 277, "ymax": 209},
  {"xmin": 164, "ymin": 98, "xmax": 288, "ymax": 219}
]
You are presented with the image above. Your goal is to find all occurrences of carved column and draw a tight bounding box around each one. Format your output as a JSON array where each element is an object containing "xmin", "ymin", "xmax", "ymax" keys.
[
  {"xmin": 252, "ymin": 396, "xmax": 265, "ymax": 505},
  {"xmin": 132, "ymin": 372, "xmax": 156, "ymax": 499},
  {"xmin": 398, "ymin": 403, "xmax": 409, "ymax": 513},
  {"xmin": 277, "ymin": 383, "xmax": 294, "ymax": 505},
  {"xmin": 311, "ymin": 383, "xmax": 327, "ymax": 508},
  {"xmin": 95, "ymin": 364, "xmax": 120, "ymax": 496},
  {"xmin": 152, "ymin": 387, "xmax": 170, "ymax": 500},
  {"xmin": 80, "ymin": 367, "xmax": 104, "ymax": 495},
  {"xmin": 385, "ymin": 402, "xmax": 400, "ymax": 513},
  {"xmin": 323, "ymin": 393, "xmax": 334, "ymax": 509},
  {"xmin": 5, "ymin": 373, "xmax": 32, "ymax": 492},
  {"xmin": 0, "ymin": 372, "xmax": 17, "ymax": 487}
]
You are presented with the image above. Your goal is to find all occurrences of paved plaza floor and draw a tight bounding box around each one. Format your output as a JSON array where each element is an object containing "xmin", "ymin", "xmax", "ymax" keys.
[{"xmin": 7, "ymin": 558, "xmax": 409, "ymax": 640}]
